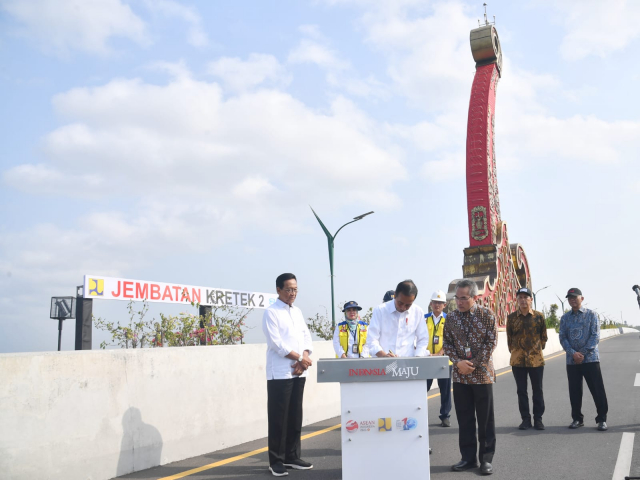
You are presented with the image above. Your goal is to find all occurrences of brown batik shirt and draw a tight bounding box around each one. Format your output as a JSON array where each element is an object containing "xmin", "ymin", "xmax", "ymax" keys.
[
  {"xmin": 506, "ymin": 308, "xmax": 547, "ymax": 368},
  {"xmin": 443, "ymin": 304, "xmax": 498, "ymax": 385}
]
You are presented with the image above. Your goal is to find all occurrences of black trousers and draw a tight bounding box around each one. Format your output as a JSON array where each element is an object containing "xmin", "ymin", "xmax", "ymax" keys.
[
  {"xmin": 267, "ymin": 377, "xmax": 306, "ymax": 466},
  {"xmin": 512, "ymin": 366, "xmax": 545, "ymax": 420},
  {"xmin": 453, "ymin": 382, "xmax": 495, "ymax": 463},
  {"xmin": 567, "ymin": 362, "xmax": 608, "ymax": 423},
  {"xmin": 427, "ymin": 365, "xmax": 453, "ymax": 420}
]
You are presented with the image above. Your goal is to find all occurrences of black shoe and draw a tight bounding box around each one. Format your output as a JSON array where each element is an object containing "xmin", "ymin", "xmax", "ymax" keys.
[
  {"xmin": 429, "ymin": 447, "xmax": 432, "ymax": 454},
  {"xmin": 480, "ymin": 462, "xmax": 493, "ymax": 475},
  {"xmin": 534, "ymin": 419, "xmax": 545, "ymax": 430},
  {"xmin": 441, "ymin": 418, "xmax": 451, "ymax": 427},
  {"xmin": 451, "ymin": 460, "xmax": 479, "ymax": 472},
  {"xmin": 283, "ymin": 458, "xmax": 313, "ymax": 470},
  {"xmin": 518, "ymin": 418, "xmax": 532, "ymax": 430},
  {"xmin": 569, "ymin": 420, "xmax": 584, "ymax": 429},
  {"xmin": 598, "ymin": 422, "xmax": 608, "ymax": 431},
  {"xmin": 269, "ymin": 463, "xmax": 289, "ymax": 477}
]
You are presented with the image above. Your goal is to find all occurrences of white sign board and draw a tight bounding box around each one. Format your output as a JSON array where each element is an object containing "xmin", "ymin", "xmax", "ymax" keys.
[
  {"xmin": 341, "ymin": 381, "xmax": 430, "ymax": 479},
  {"xmin": 83, "ymin": 275, "xmax": 278, "ymax": 309}
]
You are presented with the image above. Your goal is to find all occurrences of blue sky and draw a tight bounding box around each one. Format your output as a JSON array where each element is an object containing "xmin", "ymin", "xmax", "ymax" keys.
[{"xmin": 1, "ymin": 0, "xmax": 639, "ymax": 353}]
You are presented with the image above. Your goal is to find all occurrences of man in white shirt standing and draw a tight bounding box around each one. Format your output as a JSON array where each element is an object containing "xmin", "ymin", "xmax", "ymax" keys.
[
  {"xmin": 366, "ymin": 280, "xmax": 431, "ymax": 452},
  {"xmin": 262, "ymin": 273, "xmax": 314, "ymax": 477},
  {"xmin": 366, "ymin": 279, "xmax": 430, "ymax": 358}
]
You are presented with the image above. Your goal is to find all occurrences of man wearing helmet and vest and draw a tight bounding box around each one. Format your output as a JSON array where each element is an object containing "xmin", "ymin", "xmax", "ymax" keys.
[
  {"xmin": 426, "ymin": 290, "xmax": 453, "ymax": 427},
  {"xmin": 333, "ymin": 301, "xmax": 369, "ymax": 358}
]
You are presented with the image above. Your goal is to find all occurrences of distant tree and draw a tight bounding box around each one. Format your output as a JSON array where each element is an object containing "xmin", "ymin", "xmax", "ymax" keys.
[
  {"xmin": 307, "ymin": 309, "xmax": 333, "ymax": 341},
  {"xmin": 545, "ymin": 304, "xmax": 560, "ymax": 332},
  {"xmin": 94, "ymin": 300, "xmax": 251, "ymax": 348}
]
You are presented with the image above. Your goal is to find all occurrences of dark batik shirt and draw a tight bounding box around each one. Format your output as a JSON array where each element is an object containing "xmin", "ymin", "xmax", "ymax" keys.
[
  {"xmin": 506, "ymin": 308, "xmax": 547, "ymax": 368},
  {"xmin": 443, "ymin": 304, "xmax": 498, "ymax": 385}
]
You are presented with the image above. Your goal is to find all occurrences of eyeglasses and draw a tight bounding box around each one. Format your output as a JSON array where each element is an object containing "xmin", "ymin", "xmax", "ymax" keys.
[
  {"xmin": 454, "ymin": 296, "xmax": 471, "ymax": 301},
  {"xmin": 283, "ymin": 288, "xmax": 298, "ymax": 294}
]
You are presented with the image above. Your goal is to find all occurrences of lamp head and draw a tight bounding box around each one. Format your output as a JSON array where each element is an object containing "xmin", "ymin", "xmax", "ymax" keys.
[{"xmin": 353, "ymin": 211, "xmax": 374, "ymax": 221}]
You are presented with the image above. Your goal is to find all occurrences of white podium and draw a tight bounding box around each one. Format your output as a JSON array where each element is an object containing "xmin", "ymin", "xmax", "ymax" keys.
[{"xmin": 317, "ymin": 356, "xmax": 450, "ymax": 480}]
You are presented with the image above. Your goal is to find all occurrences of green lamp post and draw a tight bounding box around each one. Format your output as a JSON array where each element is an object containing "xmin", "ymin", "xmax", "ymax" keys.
[{"xmin": 310, "ymin": 207, "xmax": 374, "ymax": 328}]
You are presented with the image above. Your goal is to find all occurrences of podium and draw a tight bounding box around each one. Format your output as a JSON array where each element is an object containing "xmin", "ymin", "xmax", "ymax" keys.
[{"xmin": 317, "ymin": 356, "xmax": 450, "ymax": 479}]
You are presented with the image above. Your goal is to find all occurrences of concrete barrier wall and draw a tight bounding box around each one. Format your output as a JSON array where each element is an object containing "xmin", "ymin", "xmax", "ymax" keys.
[
  {"xmin": 1, "ymin": 329, "xmax": 636, "ymax": 480},
  {"xmin": 0, "ymin": 342, "xmax": 340, "ymax": 480}
]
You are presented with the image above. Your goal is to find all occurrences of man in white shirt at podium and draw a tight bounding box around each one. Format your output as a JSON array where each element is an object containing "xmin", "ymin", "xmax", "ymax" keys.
[
  {"xmin": 366, "ymin": 279, "xmax": 430, "ymax": 359},
  {"xmin": 365, "ymin": 279, "xmax": 432, "ymax": 452}
]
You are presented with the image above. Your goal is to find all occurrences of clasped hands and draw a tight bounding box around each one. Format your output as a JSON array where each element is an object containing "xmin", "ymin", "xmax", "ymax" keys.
[
  {"xmin": 572, "ymin": 352, "xmax": 585, "ymax": 364},
  {"xmin": 292, "ymin": 352, "xmax": 313, "ymax": 376},
  {"xmin": 457, "ymin": 360, "xmax": 475, "ymax": 375}
]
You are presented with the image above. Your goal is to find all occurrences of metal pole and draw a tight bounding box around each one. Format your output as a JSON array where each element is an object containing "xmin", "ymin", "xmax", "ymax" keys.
[
  {"xmin": 329, "ymin": 238, "xmax": 335, "ymax": 329},
  {"xmin": 534, "ymin": 285, "xmax": 550, "ymax": 311},
  {"xmin": 58, "ymin": 319, "xmax": 63, "ymax": 351},
  {"xmin": 310, "ymin": 207, "xmax": 373, "ymax": 330}
]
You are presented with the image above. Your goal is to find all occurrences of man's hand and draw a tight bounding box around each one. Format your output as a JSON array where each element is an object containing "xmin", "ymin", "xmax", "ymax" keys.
[
  {"xmin": 457, "ymin": 360, "xmax": 475, "ymax": 375},
  {"xmin": 376, "ymin": 350, "xmax": 396, "ymax": 357},
  {"xmin": 341, "ymin": 354, "xmax": 347, "ymax": 359},
  {"xmin": 301, "ymin": 352, "xmax": 313, "ymax": 368},
  {"xmin": 292, "ymin": 362, "xmax": 305, "ymax": 376},
  {"xmin": 573, "ymin": 352, "xmax": 584, "ymax": 364}
]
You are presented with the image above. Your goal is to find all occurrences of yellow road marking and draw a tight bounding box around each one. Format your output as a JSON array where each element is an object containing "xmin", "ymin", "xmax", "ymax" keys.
[
  {"xmin": 159, "ymin": 340, "xmax": 619, "ymax": 478},
  {"xmin": 158, "ymin": 424, "xmax": 341, "ymax": 479}
]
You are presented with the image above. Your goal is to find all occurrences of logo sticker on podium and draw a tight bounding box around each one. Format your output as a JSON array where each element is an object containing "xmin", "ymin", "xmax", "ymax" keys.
[
  {"xmin": 378, "ymin": 418, "xmax": 392, "ymax": 432},
  {"xmin": 396, "ymin": 417, "xmax": 418, "ymax": 431},
  {"xmin": 359, "ymin": 420, "xmax": 375, "ymax": 432},
  {"xmin": 345, "ymin": 420, "xmax": 358, "ymax": 433}
]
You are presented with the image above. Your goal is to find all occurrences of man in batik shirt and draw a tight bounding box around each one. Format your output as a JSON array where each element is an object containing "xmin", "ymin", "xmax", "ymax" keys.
[
  {"xmin": 507, "ymin": 287, "xmax": 548, "ymax": 431},
  {"xmin": 443, "ymin": 279, "xmax": 498, "ymax": 476}
]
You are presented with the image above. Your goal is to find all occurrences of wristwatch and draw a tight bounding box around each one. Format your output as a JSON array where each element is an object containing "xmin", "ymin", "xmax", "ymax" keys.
[{"xmin": 298, "ymin": 355, "xmax": 304, "ymax": 362}]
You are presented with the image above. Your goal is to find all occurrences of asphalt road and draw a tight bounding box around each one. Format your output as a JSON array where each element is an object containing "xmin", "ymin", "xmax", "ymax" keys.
[{"xmin": 118, "ymin": 333, "xmax": 640, "ymax": 480}]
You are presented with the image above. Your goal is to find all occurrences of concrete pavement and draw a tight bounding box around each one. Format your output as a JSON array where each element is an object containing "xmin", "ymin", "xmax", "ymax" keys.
[{"xmin": 116, "ymin": 332, "xmax": 640, "ymax": 480}]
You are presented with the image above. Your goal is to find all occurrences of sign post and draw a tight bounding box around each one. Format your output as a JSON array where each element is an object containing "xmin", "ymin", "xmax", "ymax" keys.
[{"xmin": 82, "ymin": 275, "xmax": 278, "ymax": 309}]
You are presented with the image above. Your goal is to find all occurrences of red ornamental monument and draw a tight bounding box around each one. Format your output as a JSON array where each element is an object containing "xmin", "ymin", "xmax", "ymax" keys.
[{"xmin": 446, "ymin": 12, "xmax": 532, "ymax": 328}]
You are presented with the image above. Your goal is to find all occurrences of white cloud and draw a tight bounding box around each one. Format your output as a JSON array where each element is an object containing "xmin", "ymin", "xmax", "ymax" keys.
[
  {"xmin": 141, "ymin": 0, "xmax": 209, "ymax": 47},
  {"xmin": 0, "ymin": 0, "xmax": 149, "ymax": 56},
  {"xmin": 3, "ymin": 164, "xmax": 105, "ymax": 197},
  {"xmin": 208, "ymin": 54, "xmax": 291, "ymax": 93},
  {"xmin": 328, "ymin": 0, "xmax": 640, "ymax": 180},
  {"xmin": 288, "ymin": 39, "xmax": 349, "ymax": 70},
  {"xmin": 2, "ymin": 64, "xmax": 405, "ymax": 284},
  {"xmin": 288, "ymin": 28, "xmax": 389, "ymax": 100},
  {"xmin": 538, "ymin": 0, "xmax": 640, "ymax": 60}
]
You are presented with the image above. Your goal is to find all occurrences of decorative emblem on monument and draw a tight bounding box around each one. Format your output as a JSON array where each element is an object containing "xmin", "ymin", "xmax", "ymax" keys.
[
  {"xmin": 471, "ymin": 206, "xmax": 488, "ymax": 241},
  {"xmin": 446, "ymin": 6, "xmax": 532, "ymax": 328}
]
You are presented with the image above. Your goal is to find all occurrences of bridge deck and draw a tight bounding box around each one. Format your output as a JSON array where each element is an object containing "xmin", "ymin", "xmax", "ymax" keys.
[{"xmin": 117, "ymin": 333, "xmax": 640, "ymax": 480}]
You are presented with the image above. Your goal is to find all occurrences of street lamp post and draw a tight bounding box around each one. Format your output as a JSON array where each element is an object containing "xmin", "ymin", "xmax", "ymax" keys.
[
  {"xmin": 533, "ymin": 285, "xmax": 550, "ymax": 311},
  {"xmin": 311, "ymin": 207, "xmax": 374, "ymax": 329},
  {"xmin": 555, "ymin": 294, "xmax": 567, "ymax": 315}
]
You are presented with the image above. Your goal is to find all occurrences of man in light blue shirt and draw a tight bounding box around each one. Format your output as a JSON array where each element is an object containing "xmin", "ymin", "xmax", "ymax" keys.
[{"xmin": 559, "ymin": 287, "xmax": 608, "ymax": 431}]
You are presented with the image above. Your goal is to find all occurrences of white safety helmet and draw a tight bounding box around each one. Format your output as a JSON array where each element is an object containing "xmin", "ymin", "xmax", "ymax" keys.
[{"xmin": 430, "ymin": 290, "xmax": 447, "ymax": 303}]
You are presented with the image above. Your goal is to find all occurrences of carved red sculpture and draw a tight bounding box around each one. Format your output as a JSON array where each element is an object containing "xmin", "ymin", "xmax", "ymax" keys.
[{"xmin": 447, "ymin": 22, "xmax": 532, "ymax": 328}]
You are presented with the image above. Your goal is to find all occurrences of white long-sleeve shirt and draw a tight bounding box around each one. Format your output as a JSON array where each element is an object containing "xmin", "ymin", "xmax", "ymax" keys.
[
  {"xmin": 332, "ymin": 322, "xmax": 369, "ymax": 358},
  {"xmin": 365, "ymin": 300, "xmax": 429, "ymax": 357},
  {"xmin": 262, "ymin": 298, "xmax": 313, "ymax": 380}
]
